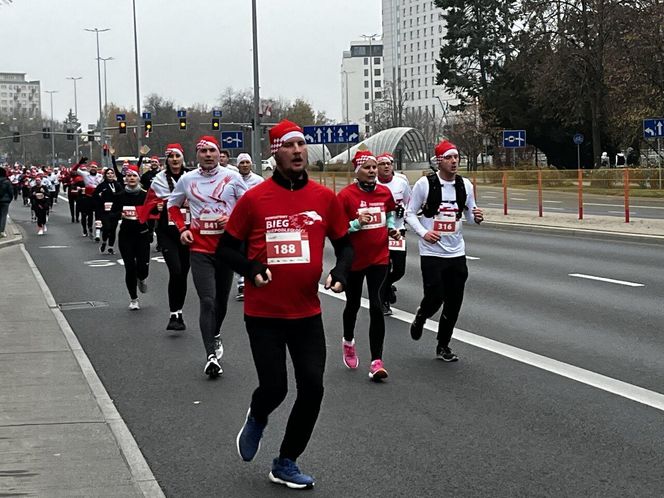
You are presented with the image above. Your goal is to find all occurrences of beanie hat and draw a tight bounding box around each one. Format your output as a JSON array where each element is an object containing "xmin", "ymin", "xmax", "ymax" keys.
[
  {"xmin": 236, "ymin": 153, "xmax": 252, "ymax": 164},
  {"xmin": 434, "ymin": 140, "xmax": 458, "ymax": 160},
  {"xmin": 196, "ymin": 135, "xmax": 221, "ymax": 152},
  {"xmin": 269, "ymin": 119, "xmax": 305, "ymax": 154},
  {"xmin": 352, "ymin": 150, "xmax": 377, "ymax": 173},
  {"xmin": 125, "ymin": 165, "xmax": 140, "ymax": 174},
  {"xmin": 164, "ymin": 143, "xmax": 184, "ymax": 158}
]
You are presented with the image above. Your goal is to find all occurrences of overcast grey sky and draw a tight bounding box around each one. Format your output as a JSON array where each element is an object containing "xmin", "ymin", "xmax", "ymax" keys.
[{"xmin": 1, "ymin": 0, "xmax": 381, "ymax": 126}]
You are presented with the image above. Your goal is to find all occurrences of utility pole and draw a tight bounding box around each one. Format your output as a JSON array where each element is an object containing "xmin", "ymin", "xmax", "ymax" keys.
[
  {"xmin": 361, "ymin": 33, "xmax": 379, "ymax": 135},
  {"xmin": 45, "ymin": 90, "xmax": 58, "ymax": 168},
  {"xmin": 66, "ymin": 76, "xmax": 82, "ymax": 158},
  {"xmin": 98, "ymin": 57, "xmax": 114, "ymax": 114},
  {"xmin": 251, "ymin": 0, "xmax": 262, "ymax": 172},
  {"xmin": 132, "ymin": 0, "xmax": 142, "ymax": 155},
  {"xmin": 85, "ymin": 27, "xmax": 110, "ymax": 166}
]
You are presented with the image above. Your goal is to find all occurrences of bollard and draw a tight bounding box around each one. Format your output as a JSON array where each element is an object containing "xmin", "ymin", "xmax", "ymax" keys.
[
  {"xmin": 538, "ymin": 170, "xmax": 543, "ymax": 217},
  {"xmin": 502, "ymin": 171, "xmax": 508, "ymax": 215},
  {"xmin": 624, "ymin": 168, "xmax": 630, "ymax": 223},
  {"xmin": 578, "ymin": 168, "xmax": 583, "ymax": 220}
]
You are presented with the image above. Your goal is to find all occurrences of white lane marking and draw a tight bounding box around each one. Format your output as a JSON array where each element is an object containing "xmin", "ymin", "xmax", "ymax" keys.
[
  {"xmin": 319, "ymin": 286, "xmax": 664, "ymax": 412},
  {"xmin": 466, "ymin": 256, "xmax": 480, "ymax": 260},
  {"xmin": 485, "ymin": 202, "xmax": 503, "ymax": 207},
  {"xmin": 39, "ymin": 245, "xmax": 70, "ymax": 249},
  {"xmin": 543, "ymin": 200, "xmax": 563, "ymax": 204},
  {"xmin": 586, "ymin": 202, "xmax": 664, "ymax": 210},
  {"xmin": 545, "ymin": 207, "xmax": 565, "ymax": 211},
  {"xmin": 84, "ymin": 259, "xmax": 116, "ymax": 267},
  {"xmin": 569, "ymin": 273, "xmax": 645, "ymax": 287},
  {"xmin": 58, "ymin": 195, "xmax": 68, "ymax": 202},
  {"xmin": 511, "ymin": 197, "xmax": 528, "ymax": 201},
  {"xmin": 481, "ymin": 195, "xmax": 497, "ymax": 199}
]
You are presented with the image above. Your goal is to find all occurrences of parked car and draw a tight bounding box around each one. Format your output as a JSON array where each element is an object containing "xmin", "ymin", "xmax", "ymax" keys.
[{"xmin": 261, "ymin": 159, "xmax": 273, "ymax": 171}]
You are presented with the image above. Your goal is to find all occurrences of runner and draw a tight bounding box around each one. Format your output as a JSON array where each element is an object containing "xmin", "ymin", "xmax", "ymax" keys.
[
  {"xmin": 376, "ymin": 152, "xmax": 411, "ymax": 315},
  {"xmin": 71, "ymin": 159, "xmax": 103, "ymax": 238},
  {"xmin": 111, "ymin": 165, "xmax": 153, "ymax": 310},
  {"xmin": 405, "ymin": 140, "xmax": 484, "ymax": 361},
  {"xmin": 167, "ymin": 135, "xmax": 247, "ymax": 377},
  {"xmin": 234, "ymin": 152, "xmax": 264, "ymax": 301},
  {"xmin": 0, "ymin": 167, "xmax": 12, "ymax": 238},
  {"xmin": 219, "ymin": 149, "xmax": 239, "ymax": 172},
  {"xmin": 139, "ymin": 143, "xmax": 190, "ymax": 331},
  {"xmin": 217, "ymin": 119, "xmax": 353, "ymax": 489},
  {"xmin": 337, "ymin": 150, "xmax": 399, "ymax": 381},
  {"xmin": 94, "ymin": 168, "xmax": 123, "ymax": 254},
  {"xmin": 30, "ymin": 176, "xmax": 50, "ymax": 235}
]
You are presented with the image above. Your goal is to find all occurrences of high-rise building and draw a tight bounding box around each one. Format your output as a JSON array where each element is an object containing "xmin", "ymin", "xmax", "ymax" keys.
[
  {"xmin": 0, "ymin": 72, "xmax": 41, "ymax": 118},
  {"xmin": 381, "ymin": 0, "xmax": 454, "ymax": 120},
  {"xmin": 340, "ymin": 39, "xmax": 384, "ymax": 137}
]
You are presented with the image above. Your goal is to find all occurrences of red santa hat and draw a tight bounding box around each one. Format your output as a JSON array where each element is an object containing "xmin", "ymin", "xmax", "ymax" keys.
[
  {"xmin": 269, "ymin": 119, "xmax": 305, "ymax": 154},
  {"xmin": 88, "ymin": 161, "xmax": 99, "ymax": 169},
  {"xmin": 196, "ymin": 135, "xmax": 221, "ymax": 152},
  {"xmin": 125, "ymin": 165, "xmax": 140, "ymax": 175},
  {"xmin": 434, "ymin": 140, "xmax": 458, "ymax": 160},
  {"xmin": 376, "ymin": 153, "xmax": 394, "ymax": 163},
  {"xmin": 150, "ymin": 155, "xmax": 160, "ymax": 162},
  {"xmin": 164, "ymin": 143, "xmax": 184, "ymax": 158},
  {"xmin": 352, "ymin": 150, "xmax": 377, "ymax": 173}
]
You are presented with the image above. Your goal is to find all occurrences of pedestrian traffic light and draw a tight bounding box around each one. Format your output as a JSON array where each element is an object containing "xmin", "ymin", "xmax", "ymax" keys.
[
  {"xmin": 88, "ymin": 130, "xmax": 95, "ymax": 142},
  {"xmin": 42, "ymin": 127, "xmax": 51, "ymax": 139},
  {"xmin": 211, "ymin": 118, "xmax": 220, "ymax": 131},
  {"xmin": 66, "ymin": 129, "xmax": 74, "ymax": 141},
  {"xmin": 179, "ymin": 117, "xmax": 187, "ymax": 130},
  {"xmin": 12, "ymin": 132, "xmax": 20, "ymax": 143},
  {"xmin": 144, "ymin": 120, "xmax": 152, "ymax": 133},
  {"xmin": 118, "ymin": 121, "xmax": 127, "ymax": 134}
]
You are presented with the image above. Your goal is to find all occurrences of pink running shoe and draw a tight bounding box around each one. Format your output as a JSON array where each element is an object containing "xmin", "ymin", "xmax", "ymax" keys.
[
  {"xmin": 342, "ymin": 340, "xmax": 359, "ymax": 369},
  {"xmin": 368, "ymin": 359, "xmax": 388, "ymax": 382}
]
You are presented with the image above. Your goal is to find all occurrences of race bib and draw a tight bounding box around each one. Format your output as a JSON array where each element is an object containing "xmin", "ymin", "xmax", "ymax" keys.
[
  {"xmin": 358, "ymin": 206, "xmax": 386, "ymax": 230},
  {"xmin": 388, "ymin": 237, "xmax": 406, "ymax": 252},
  {"xmin": 122, "ymin": 206, "xmax": 137, "ymax": 220},
  {"xmin": 199, "ymin": 213, "xmax": 224, "ymax": 235},
  {"xmin": 169, "ymin": 208, "xmax": 191, "ymax": 226},
  {"xmin": 433, "ymin": 212, "xmax": 457, "ymax": 234},
  {"xmin": 95, "ymin": 220, "xmax": 102, "ymax": 229},
  {"xmin": 266, "ymin": 231, "xmax": 310, "ymax": 265},
  {"xmin": 104, "ymin": 202, "xmax": 113, "ymax": 212}
]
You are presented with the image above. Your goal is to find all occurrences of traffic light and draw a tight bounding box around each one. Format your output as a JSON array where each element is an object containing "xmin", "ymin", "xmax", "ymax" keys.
[
  {"xmin": 66, "ymin": 129, "xmax": 74, "ymax": 141},
  {"xmin": 179, "ymin": 117, "xmax": 187, "ymax": 130},
  {"xmin": 211, "ymin": 118, "xmax": 220, "ymax": 131},
  {"xmin": 118, "ymin": 121, "xmax": 127, "ymax": 134},
  {"xmin": 12, "ymin": 132, "xmax": 20, "ymax": 143},
  {"xmin": 144, "ymin": 120, "xmax": 152, "ymax": 133},
  {"xmin": 88, "ymin": 130, "xmax": 95, "ymax": 142},
  {"xmin": 42, "ymin": 127, "xmax": 51, "ymax": 139}
]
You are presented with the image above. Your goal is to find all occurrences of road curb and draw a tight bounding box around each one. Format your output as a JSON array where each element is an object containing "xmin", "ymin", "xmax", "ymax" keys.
[
  {"xmin": 0, "ymin": 216, "xmax": 23, "ymax": 250},
  {"xmin": 19, "ymin": 244, "xmax": 165, "ymax": 498}
]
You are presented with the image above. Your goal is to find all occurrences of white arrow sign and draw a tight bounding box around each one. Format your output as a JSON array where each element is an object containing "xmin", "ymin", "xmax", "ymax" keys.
[
  {"xmin": 315, "ymin": 128, "xmax": 323, "ymax": 142},
  {"xmin": 304, "ymin": 134, "xmax": 314, "ymax": 143},
  {"xmin": 326, "ymin": 128, "xmax": 333, "ymax": 142},
  {"xmin": 348, "ymin": 133, "xmax": 358, "ymax": 142}
]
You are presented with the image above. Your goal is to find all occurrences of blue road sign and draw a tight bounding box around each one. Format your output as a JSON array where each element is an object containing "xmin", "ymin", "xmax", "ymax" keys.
[
  {"xmin": 573, "ymin": 133, "xmax": 584, "ymax": 145},
  {"xmin": 303, "ymin": 124, "xmax": 360, "ymax": 144},
  {"xmin": 221, "ymin": 131, "xmax": 243, "ymax": 149},
  {"xmin": 142, "ymin": 112, "xmax": 151, "ymax": 120},
  {"xmin": 643, "ymin": 118, "xmax": 664, "ymax": 139},
  {"xmin": 502, "ymin": 130, "xmax": 527, "ymax": 148},
  {"xmin": 115, "ymin": 113, "xmax": 126, "ymax": 122},
  {"xmin": 177, "ymin": 110, "xmax": 187, "ymax": 118},
  {"xmin": 212, "ymin": 109, "xmax": 222, "ymax": 118}
]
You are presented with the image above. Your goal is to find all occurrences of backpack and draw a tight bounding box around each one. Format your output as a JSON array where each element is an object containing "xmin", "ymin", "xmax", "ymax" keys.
[{"xmin": 420, "ymin": 172, "xmax": 467, "ymax": 220}]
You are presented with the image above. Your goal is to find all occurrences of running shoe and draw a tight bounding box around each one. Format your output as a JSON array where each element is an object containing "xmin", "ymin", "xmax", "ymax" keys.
[
  {"xmin": 82, "ymin": 231, "xmax": 88, "ymax": 237},
  {"xmin": 236, "ymin": 408, "xmax": 266, "ymax": 462},
  {"xmin": 129, "ymin": 299, "xmax": 140, "ymax": 310},
  {"xmin": 235, "ymin": 284, "xmax": 244, "ymax": 301},
  {"xmin": 43, "ymin": 225, "xmax": 47, "ymax": 233},
  {"xmin": 177, "ymin": 314, "xmax": 186, "ymax": 330},
  {"xmin": 0, "ymin": 232, "xmax": 6, "ymax": 238},
  {"xmin": 269, "ymin": 458, "xmax": 315, "ymax": 489},
  {"xmin": 204, "ymin": 354, "xmax": 222, "ymax": 377},
  {"xmin": 37, "ymin": 229, "xmax": 44, "ymax": 236},
  {"xmin": 107, "ymin": 247, "xmax": 115, "ymax": 255},
  {"xmin": 410, "ymin": 308, "xmax": 425, "ymax": 341},
  {"xmin": 368, "ymin": 359, "xmax": 388, "ymax": 382},
  {"xmin": 436, "ymin": 345, "xmax": 459, "ymax": 362},
  {"xmin": 100, "ymin": 242, "xmax": 106, "ymax": 254},
  {"xmin": 342, "ymin": 339, "xmax": 359, "ymax": 369},
  {"xmin": 213, "ymin": 335, "xmax": 224, "ymax": 361},
  {"xmin": 388, "ymin": 284, "xmax": 397, "ymax": 304},
  {"xmin": 94, "ymin": 230, "xmax": 100, "ymax": 242},
  {"xmin": 382, "ymin": 302, "xmax": 393, "ymax": 316},
  {"xmin": 166, "ymin": 314, "xmax": 180, "ymax": 331},
  {"xmin": 138, "ymin": 279, "xmax": 148, "ymax": 294}
]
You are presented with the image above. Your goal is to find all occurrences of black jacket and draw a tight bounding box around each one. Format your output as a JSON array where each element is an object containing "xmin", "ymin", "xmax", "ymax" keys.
[{"xmin": 0, "ymin": 177, "xmax": 12, "ymax": 203}]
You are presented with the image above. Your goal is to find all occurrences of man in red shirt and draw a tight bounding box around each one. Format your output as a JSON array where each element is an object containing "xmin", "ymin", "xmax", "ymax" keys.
[
  {"xmin": 337, "ymin": 150, "xmax": 400, "ymax": 381},
  {"xmin": 216, "ymin": 119, "xmax": 353, "ymax": 489}
]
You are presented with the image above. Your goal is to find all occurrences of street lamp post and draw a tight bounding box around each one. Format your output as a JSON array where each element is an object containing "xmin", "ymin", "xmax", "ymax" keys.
[
  {"xmin": 251, "ymin": 0, "xmax": 262, "ymax": 173},
  {"xmin": 361, "ymin": 33, "xmax": 379, "ymax": 135},
  {"xmin": 98, "ymin": 57, "xmax": 114, "ymax": 113},
  {"xmin": 66, "ymin": 76, "xmax": 82, "ymax": 158},
  {"xmin": 132, "ymin": 0, "xmax": 142, "ymax": 156},
  {"xmin": 45, "ymin": 90, "xmax": 58, "ymax": 168},
  {"xmin": 342, "ymin": 70, "xmax": 354, "ymax": 163},
  {"xmin": 85, "ymin": 27, "xmax": 110, "ymax": 166}
]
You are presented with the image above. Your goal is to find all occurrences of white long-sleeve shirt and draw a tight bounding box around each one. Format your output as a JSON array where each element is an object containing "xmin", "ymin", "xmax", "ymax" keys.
[
  {"xmin": 377, "ymin": 174, "xmax": 411, "ymax": 231},
  {"xmin": 405, "ymin": 174, "xmax": 479, "ymax": 258}
]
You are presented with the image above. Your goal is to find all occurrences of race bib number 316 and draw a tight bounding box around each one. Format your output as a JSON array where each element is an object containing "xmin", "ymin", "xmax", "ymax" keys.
[{"xmin": 266, "ymin": 231, "xmax": 310, "ymax": 265}]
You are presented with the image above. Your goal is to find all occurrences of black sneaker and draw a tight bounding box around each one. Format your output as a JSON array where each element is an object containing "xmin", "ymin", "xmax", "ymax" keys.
[
  {"xmin": 436, "ymin": 345, "xmax": 459, "ymax": 362},
  {"xmin": 204, "ymin": 354, "xmax": 222, "ymax": 378},
  {"xmin": 177, "ymin": 314, "xmax": 186, "ymax": 330},
  {"xmin": 166, "ymin": 314, "xmax": 180, "ymax": 331},
  {"xmin": 100, "ymin": 242, "xmax": 106, "ymax": 254},
  {"xmin": 410, "ymin": 308, "xmax": 425, "ymax": 341},
  {"xmin": 382, "ymin": 302, "xmax": 393, "ymax": 316},
  {"xmin": 107, "ymin": 247, "xmax": 115, "ymax": 255},
  {"xmin": 388, "ymin": 284, "xmax": 397, "ymax": 304},
  {"xmin": 235, "ymin": 284, "xmax": 244, "ymax": 301}
]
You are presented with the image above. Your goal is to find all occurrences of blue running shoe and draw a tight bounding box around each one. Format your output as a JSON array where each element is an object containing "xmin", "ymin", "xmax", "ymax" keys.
[
  {"xmin": 269, "ymin": 458, "xmax": 315, "ymax": 489},
  {"xmin": 236, "ymin": 409, "xmax": 266, "ymax": 462}
]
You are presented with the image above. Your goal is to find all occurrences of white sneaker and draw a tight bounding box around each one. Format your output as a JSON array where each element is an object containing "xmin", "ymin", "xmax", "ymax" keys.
[
  {"xmin": 213, "ymin": 335, "xmax": 224, "ymax": 361},
  {"xmin": 138, "ymin": 279, "xmax": 148, "ymax": 293},
  {"xmin": 129, "ymin": 299, "xmax": 140, "ymax": 310},
  {"xmin": 0, "ymin": 231, "xmax": 7, "ymax": 238},
  {"xmin": 43, "ymin": 225, "xmax": 47, "ymax": 233},
  {"xmin": 204, "ymin": 354, "xmax": 222, "ymax": 377},
  {"xmin": 37, "ymin": 229, "xmax": 44, "ymax": 236}
]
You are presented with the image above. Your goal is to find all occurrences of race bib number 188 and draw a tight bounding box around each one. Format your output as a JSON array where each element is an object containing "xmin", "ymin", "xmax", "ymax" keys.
[{"xmin": 266, "ymin": 231, "xmax": 310, "ymax": 265}]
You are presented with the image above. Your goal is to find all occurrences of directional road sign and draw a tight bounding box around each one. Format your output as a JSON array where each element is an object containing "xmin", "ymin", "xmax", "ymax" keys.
[
  {"xmin": 573, "ymin": 133, "xmax": 584, "ymax": 145},
  {"xmin": 212, "ymin": 109, "xmax": 222, "ymax": 118},
  {"xmin": 177, "ymin": 110, "xmax": 187, "ymax": 118},
  {"xmin": 115, "ymin": 113, "xmax": 126, "ymax": 122},
  {"xmin": 221, "ymin": 131, "xmax": 243, "ymax": 149},
  {"xmin": 142, "ymin": 112, "xmax": 152, "ymax": 120},
  {"xmin": 303, "ymin": 124, "xmax": 360, "ymax": 145},
  {"xmin": 502, "ymin": 130, "xmax": 527, "ymax": 148},
  {"xmin": 643, "ymin": 118, "xmax": 664, "ymax": 139}
]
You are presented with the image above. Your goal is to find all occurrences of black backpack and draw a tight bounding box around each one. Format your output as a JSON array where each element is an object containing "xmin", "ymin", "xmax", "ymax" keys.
[{"xmin": 420, "ymin": 172, "xmax": 467, "ymax": 220}]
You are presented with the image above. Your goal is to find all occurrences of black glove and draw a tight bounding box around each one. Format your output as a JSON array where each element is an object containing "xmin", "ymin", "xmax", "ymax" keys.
[{"xmin": 248, "ymin": 260, "xmax": 269, "ymax": 284}]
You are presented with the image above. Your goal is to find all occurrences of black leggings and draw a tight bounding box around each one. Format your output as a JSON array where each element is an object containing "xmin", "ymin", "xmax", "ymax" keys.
[
  {"xmin": 79, "ymin": 198, "xmax": 94, "ymax": 232},
  {"xmin": 68, "ymin": 197, "xmax": 78, "ymax": 221},
  {"xmin": 190, "ymin": 251, "xmax": 233, "ymax": 356},
  {"xmin": 381, "ymin": 248, "xmax": 407, "ymax": 303},
  {"xmin": 342, "ymin": 264, "xmax": 389, "ymax": 361},
  {"xmin": 417, "ymin": 256, "xmax": 468, "ymax": 348},
  {"xmin": 246, "ymin": 314, "xmax": 326, "ymax": 462},
  {"xmin": 100, "ymin": 214, "xmax": 118, "ymax": 247},
  {"xmin": 35, "ymin": 207, "xmax": 48, "ymax": 227},
  {"xmin": 157, "ymin": 228, "xmax": 190, "ymax": 312},
  {"xmin": 118, "ymin": 229, "xmax": 151, "ymax": 299}
]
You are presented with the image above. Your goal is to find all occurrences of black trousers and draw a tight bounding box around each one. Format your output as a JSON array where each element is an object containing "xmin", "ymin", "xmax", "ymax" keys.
[
  {"xmin": 68, "ymin": 197, "xmax": 78, "ymax": 221},
  {"xmin": 246, "ymin": 314, "xmax": 326, "ymax": 462},
  {"xmin": 78, "ymin": 197, "xmax": 94, "ymax": 232},
  {"xmin": 381, "ymin": 247, "xmax": 407, "ymax": 303},
  {"xmin": 190, "ymin": 251, "xmax": 233, "ymax": 356},
  {"xmin": 35, "ymin": 206, "xmax": 48, "ymax": 227},
  {"xmin": 118, "ymin": 229, "xmax": 151, "ymax": 300},
  {"xmin": 157, "ymin": 228, "xmax": 190, "ymax": 313},
  {"xmin": 343, "ymin": 264, "xmax": 389, "ymax": 361},
  {"xmin": 417, "ymin": 256, "xmax": 468, "ymax": 348},
  {"xmin": 100, "ymin": 213, "xmax": 118, "ymax": 247}
]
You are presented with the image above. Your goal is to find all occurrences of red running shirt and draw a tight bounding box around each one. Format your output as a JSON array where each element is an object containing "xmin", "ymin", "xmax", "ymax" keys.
[
  {"xmin": 337, "ymin": 183, "xmax": 396, "ymax": 271},
  {"xmin": 225, "ymin": 178, "xmax": 348, "ymax": 319}
]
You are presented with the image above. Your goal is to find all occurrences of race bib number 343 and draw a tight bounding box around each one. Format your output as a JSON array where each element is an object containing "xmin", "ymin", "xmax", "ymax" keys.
[{"xmin": 266, "ymin": 231, "xmax": 310, "ymax": 265}]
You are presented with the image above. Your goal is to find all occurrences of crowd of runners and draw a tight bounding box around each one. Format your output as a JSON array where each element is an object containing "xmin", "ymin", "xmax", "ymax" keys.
[{"xmin": 0, "ymin": 119, "xmax": 483, "ymax": 490}]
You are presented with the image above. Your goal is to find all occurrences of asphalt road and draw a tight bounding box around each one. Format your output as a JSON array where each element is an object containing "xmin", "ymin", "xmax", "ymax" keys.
[{"xmin": 12, "ymin": 198, "xmax": 664, "ymax": 497}]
